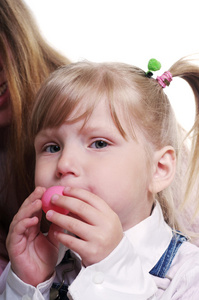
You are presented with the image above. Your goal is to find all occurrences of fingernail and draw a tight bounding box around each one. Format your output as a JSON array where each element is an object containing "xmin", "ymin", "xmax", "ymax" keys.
[
  {"xmin": 46, "ymin": 210, "xmax": 53, "ymax": 219},
  {"xmin": 51, "ymin": 194, "xmax": 59, "ymax": 203},
  {"xmin": 63, "ymin": 187, "xmax": 71, "ymax": 194}
]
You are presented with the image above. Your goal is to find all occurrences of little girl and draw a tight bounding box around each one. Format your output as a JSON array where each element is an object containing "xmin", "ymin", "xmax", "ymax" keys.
[{"xmin": 1, "ymin": 58, "xmax": 199, "ymax": 299}]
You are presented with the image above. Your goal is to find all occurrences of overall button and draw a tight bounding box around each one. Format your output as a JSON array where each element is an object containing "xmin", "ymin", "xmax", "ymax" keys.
[{"xmin": 93, "ymin": 272, "xmax": 104, "ymax": 284}]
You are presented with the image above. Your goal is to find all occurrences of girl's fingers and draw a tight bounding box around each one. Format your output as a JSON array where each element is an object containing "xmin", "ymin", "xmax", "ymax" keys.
[
  {"xmin": 11, "ymin": 188, "xmax": 45, "ymax": 226},
  {"xmin": 6, "ymin": 216, "xmax": 39, "ymax": 252},
  {"xmin": 46, "ymin": 211, "xmax": 94, "ymax": 241},
  {"xmin": 51, "ymin": 188, "xmax": 112, "ymax": 226},
  {"xmin": 64, "ymin": 187, "xmax": 110, "ymax": 212},
  {"xmin": 6, "ymin": 188, "xmax": 45, "ymax": 255},
  {"xmin": 47, "ymin": 223, "xmax": 64, "ymax": 247},
  {"xmin": 11, "ymin": 199, "xmax": 42, "ymax": 228},
  {"xmin": 46, "ymin": 206, "xmax": 121, "ymax": 245},
  {"xmin": 52, "ymin": 196, "xmax": 102, "ymax": 225},
  {"xmin": 53, "ymin": 231, "xmax": 88, "ymax": 256},
  {"xmin": 14, "ymin": 217, "xmax": 39, "ymax": 236},
  {"xmin": 22, "ymin": 187, "xmax": 45, "ymax": 208},
  {"xmin": 46, "ymin": 188, "xmax": 124, "ymax": 266}
]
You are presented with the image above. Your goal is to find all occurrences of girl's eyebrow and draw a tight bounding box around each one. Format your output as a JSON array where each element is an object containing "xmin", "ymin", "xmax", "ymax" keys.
[
  {"xmin": 35, "ymin": 128, "xmax": 56, "ymax": 138},
  {"xmin": 80, "ymin": 125, "xmax": 114, "ymax": 136},
  {"xmin": 34, "ymin": 129, "xmax": 56, "ymax": 145},
  {"xmin": 80, "ymin": 125, "xmax": 102, "ymax": 132},
  {"xmin": 81, "ymin": 118, "xmax": 116, "ymax": 132}
]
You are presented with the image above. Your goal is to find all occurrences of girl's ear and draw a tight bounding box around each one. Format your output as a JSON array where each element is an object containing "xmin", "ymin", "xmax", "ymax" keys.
[{"xmin": 149, "ymin": 146, "xmax": 176, "ymax": 194}]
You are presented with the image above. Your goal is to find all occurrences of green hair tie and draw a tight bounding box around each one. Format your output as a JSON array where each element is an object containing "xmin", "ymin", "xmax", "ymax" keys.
[{"xmin": 146, "ymin": 58, "xmax": 161, "ymax": 78}]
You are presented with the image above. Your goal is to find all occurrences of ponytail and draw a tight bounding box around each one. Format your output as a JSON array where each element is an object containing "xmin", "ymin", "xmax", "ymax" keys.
[{"xmin": 169, "ymin": 56, "xmax": 199, "ymax": 211}]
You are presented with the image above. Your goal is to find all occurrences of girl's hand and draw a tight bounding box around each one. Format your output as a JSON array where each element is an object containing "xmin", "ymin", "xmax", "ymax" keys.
[
  {"xmin": 6, "ymin": 187, "xmax": 60, "ymax": 286},
  {"xmin": 46, "ymin": 187, "xmax": 123, "ymax": 267}
]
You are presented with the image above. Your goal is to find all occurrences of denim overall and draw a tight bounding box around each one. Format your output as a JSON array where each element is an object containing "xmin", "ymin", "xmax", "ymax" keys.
[
  {"xmin": 149, "ymin": 230, "xmax": 187, "ymax": 278},
  {"xmin": 50, "ymin": 231, "xmax": 187, "ymax": 299}
]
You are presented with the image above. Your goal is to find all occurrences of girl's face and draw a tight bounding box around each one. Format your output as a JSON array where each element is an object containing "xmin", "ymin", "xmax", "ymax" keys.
[
  {"xmin": 0, "ymin": 56, "xmax": 12, "ymax": 128},
  {"xmin": 34, "ymin": 98, "xmax": 154, "ymax": 230}
]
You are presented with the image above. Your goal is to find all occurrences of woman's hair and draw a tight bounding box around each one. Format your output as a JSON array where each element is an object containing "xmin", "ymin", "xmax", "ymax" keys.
[
  {"xmin": 0, "ymin": 0, "xmax": 70, "ymax": 260},
  {"xmin": 31, "ymin": 59, "xmax": 199, "ymax": 233}
]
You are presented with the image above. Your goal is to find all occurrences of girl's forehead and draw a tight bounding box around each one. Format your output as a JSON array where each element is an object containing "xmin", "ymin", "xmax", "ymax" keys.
[
  {"xmin": 54, "ymin": 91, "xmax": 109, "ymax": 125},
  {"xmin": 65, "ymin": 95, "xmax": 95, "ymax": 121},
  {"xmin": 33, "ymin": 70, "xmax": 141, "ymax": 139},
  {"xmin": 40, "ymin": 95, "xmax": 126, "ymax": 135},
  {"xmin": 36, "ymin": 99, "xmax": 117, "ymax": 136}
]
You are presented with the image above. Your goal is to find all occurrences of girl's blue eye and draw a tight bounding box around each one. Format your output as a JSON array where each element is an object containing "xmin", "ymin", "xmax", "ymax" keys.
[
  {"xmin": 45, "ymin": 144, "xmax": 60, "ymax": 153},
  {"xmin": 91, "ymin": 140, "xmax": 108, "ymax": 149}
]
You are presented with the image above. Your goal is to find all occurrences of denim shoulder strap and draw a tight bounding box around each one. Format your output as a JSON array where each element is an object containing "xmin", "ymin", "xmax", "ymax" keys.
[{"xmin": 149, "ymin": 231, "xmax": 187, "ymax": 278}]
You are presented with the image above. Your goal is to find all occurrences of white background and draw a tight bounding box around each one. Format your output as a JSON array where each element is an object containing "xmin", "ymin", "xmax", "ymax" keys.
[{"xmin": 24, "ymin": 0, "xmax": 199, "ymax": 132}]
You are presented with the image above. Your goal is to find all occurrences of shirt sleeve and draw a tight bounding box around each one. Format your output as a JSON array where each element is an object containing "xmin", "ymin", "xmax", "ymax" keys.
[
  {"xmin": 68, "ymin": 235, "xmax": 157, "ymax": 300},
  {"xmin": 0, "ymin": 264, "xmax": 55, "ymax": 300}
]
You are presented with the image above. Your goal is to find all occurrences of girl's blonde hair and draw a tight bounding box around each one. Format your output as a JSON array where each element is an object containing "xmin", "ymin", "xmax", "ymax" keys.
[
  {"xmin": 31, "ymin": 60, "xmax": 193, "ymax": 232},
  {"xmin": 0, "ymin": 0, "xmax": 70, "ymax": 260},
  {"xmin": 169, "ymin": 57, "xmax": 199, "ymax": 210}
]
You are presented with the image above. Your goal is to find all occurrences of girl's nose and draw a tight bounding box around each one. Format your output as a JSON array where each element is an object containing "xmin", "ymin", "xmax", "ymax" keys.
[{"xmin": 56, "ymin": 148, "xmax": 80, "ymax": 178}]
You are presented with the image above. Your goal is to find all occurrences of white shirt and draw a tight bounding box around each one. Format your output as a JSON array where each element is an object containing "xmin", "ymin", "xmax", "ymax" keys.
[{"xmin": 0, "ymin": 203, "xmax": 199, "ymax": 299}]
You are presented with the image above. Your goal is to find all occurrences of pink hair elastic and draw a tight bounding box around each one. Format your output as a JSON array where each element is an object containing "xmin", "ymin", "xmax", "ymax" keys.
[{"xmin": 156, "ymin": 71, "xmax": 172, "ymax": 88}]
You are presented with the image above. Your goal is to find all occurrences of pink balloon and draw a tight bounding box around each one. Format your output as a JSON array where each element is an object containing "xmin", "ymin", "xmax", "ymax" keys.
[{"xmin": 42, "ymin": 186, "xmax": 69, "ymax": 215}]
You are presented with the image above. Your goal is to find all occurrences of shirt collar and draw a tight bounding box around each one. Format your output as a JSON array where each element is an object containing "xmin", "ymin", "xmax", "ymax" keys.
[{"xmin": 124, "ymin": 201, "xmax": 172, "ymax": 272}]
